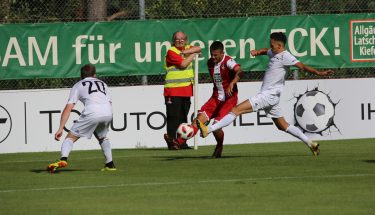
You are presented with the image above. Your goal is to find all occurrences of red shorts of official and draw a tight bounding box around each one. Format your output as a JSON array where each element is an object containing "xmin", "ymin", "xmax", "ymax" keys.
[{"xmin": 199, "ymin": 94, "xmax": 238, "ymax": 122}]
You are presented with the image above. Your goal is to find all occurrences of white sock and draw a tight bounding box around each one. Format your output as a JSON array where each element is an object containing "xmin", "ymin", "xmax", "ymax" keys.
[
  {"xmin": 99, "ymin": 138, "xmax": 113, "ymax": 164},
  {"xmin": 210, "ymin": 112, "xmax": 237, "ymax": 133},
  {"xmin": 61, "ymin": 138, "xmax": 74, "ymax": 158},
  {"xmin": 286, "ymin": 125, "xmax": 312, "ymax": 147}
]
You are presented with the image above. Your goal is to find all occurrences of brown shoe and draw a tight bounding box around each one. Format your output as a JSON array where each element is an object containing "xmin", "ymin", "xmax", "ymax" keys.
[
  {"xmin": 212, "ymin": 145, "xmax": 223, "ymax": 158},
  {"xmin": 171, "ymin": 138, "xmax": 181, "ymax": 150},
  {"xmin": 164, "ymin": 133, "xmax": 180, "ymax": 150}
]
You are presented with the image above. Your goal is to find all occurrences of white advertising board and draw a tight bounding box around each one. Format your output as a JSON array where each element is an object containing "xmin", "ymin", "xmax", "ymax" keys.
[{"xmin": 0, "ymin": 78, "xmax": 374, "ymax": 153}]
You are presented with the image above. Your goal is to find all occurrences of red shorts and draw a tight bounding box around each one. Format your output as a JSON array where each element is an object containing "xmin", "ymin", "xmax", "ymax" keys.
[{"xmin": 199, "ymin": 95, "xmax": 238, "ymax": 121}]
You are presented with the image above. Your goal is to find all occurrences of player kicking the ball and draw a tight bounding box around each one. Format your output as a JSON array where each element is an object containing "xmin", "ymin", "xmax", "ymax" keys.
[
  {"xmin": 197, "ymin": 32, "xmax": 334, "ymax": 156},
  {"xmin": 47, "ymin": 64, "xmax": 116, "ymax": 173},
  {"xmin": 186, "ymin": 41, "xmax": 243, "ymax": 158}
]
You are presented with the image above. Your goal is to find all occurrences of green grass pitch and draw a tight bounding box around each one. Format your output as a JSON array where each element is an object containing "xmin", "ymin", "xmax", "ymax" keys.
[{"xmin": 0, "ymin": 138, "xmax": 374, "ymax": 215}]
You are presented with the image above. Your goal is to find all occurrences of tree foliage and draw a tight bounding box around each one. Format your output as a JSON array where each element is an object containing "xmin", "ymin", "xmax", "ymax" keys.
[{"xmin": 0, "ymin": 0, "xmax": 373, "ymax": 23}]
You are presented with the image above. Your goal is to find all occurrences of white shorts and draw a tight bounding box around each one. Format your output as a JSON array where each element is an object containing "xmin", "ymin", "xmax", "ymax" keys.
[
  {"xmin": 70, "ymin": 115, "xmax": 113, "ymax": 139},
  {"xmin": 249, "ymin": 89, "xmax": 283, "ymax": 118}
]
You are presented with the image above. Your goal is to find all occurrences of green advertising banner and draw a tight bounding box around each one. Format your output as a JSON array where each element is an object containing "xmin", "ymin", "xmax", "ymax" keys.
[{"xmin": 0, "ymin": 13, "xmax": 374, "ymax": 80}]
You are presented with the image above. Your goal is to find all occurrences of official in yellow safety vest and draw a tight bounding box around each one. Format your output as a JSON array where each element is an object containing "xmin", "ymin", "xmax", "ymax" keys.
[{"xmin": 163, "ymin": 31, "xmax": 201, "ymax": 150}]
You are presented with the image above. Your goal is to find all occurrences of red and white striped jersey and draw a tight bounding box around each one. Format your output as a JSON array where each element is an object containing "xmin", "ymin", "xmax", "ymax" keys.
[{"xmin": 207, "ymin": 54, "xmax": 240, "ymax": 101}]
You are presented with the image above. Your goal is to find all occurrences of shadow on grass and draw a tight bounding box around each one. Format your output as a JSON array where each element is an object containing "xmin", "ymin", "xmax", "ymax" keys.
[
  {"xmin": 143, "ymin": 147, "xmax": 197, "ymax": 151},
  {"xmin": 115, "ymin": 147, "xmax": 171, "ymax": 152},
  {"xmin": 143, "ymin": 148, "xmax": 171, "ymax": 151},
  {"xmin": 158, "ymin": 155, "xmax": 250, "ymax": 161},
  {"xmin": 157, "ymin": 153, "xmax": 308, "ymax": 161},
  {"xmin": 363, "ymin": 160, "xmax": 375, "ymax": 164},
  {"xmin": 30, "ymin": 169, "xmax": 82, "ymax": 173}
]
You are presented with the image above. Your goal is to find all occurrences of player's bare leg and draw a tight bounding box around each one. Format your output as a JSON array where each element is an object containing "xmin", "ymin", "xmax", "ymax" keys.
[
  {"xmin": 272, "ymin": 117, "xmax": 319, "ymax": 156},
  {"xmin": 199, "ymin": 99, "xmax": 254, "ymax": 138},
  {"xmin": 231, "ymin": 99, "xmax": 254, "ymax": 116},
  {"xmin": 212, "ymin": 128, "xmax": 224, "ymax": 158}
]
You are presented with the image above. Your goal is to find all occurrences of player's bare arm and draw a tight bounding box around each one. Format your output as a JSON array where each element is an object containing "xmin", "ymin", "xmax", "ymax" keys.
[
  {"xmin": 251, "ymin": 48, "xmax": 268, "ymax": 56},
  {"xmin": 226, "ymin": 66, "xmax": 244, "ymax": 97},
  {"xmin": 295, "ymin": 62, "xmax": 334, "ymax": 76},
  {"xmin": 55, "ymin": 103, "xmax": 75, "ymax": 141}
]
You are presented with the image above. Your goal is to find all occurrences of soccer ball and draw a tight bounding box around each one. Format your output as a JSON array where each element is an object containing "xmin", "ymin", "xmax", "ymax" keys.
[
  {"xmin": 294, "ymin": 90, "xmax": 335, "ymax": 133},
  {"xmin": 177, "ymin": 123, "xmax": 195, "ymax": 140}
]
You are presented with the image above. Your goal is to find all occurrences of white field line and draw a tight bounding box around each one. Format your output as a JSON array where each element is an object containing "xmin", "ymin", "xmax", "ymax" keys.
[{"xmin": 1, "ymin": 173, "xmax": 374, "ymax": 193}]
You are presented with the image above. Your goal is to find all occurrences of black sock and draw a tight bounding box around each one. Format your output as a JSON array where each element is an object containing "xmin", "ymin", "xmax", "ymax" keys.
[{"xmin": 60, "ymin": 157, "xmax": 68, "ymax": 161}]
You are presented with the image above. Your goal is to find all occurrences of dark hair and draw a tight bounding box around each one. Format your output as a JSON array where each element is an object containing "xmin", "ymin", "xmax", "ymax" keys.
[
  {"xmin": 210, "ymin": 41, "xmax": 224, "ymax": 52},
  {"xmin": 270, "ymin": 32, "xmax": 287, "ymax": 45},
  {"xmin": 80, "ymin": 64, "xmax": 96, "ymax": 79}
]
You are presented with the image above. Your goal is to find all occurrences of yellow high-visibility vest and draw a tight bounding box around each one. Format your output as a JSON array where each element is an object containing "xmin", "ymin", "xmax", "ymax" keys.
[{"xmin": 164, "ymin": 45, "xmax": 194, "ymax": 88}]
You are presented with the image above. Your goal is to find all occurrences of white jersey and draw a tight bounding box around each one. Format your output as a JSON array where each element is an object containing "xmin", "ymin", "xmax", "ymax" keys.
[
  {"xmin": 68, "ymin": 77, "xmax": 112, "ymax": 117},
  {"xmin": 260, "ymin": 49, "xmax": 299, "ymax": 93}
]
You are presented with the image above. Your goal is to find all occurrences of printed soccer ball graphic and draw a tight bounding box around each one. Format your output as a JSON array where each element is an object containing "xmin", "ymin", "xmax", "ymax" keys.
[
  {"xmin": 177, "ymin": 123, "xmax": 195, "ymax": 140},
  {"xmin": 294, "ymin": 90, "xmax": 336, "ymax": 133}
]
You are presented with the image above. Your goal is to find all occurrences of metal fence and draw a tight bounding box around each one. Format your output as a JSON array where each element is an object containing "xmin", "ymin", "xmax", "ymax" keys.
[{"xmin": 0, "ymin": 0, "xmax": 374, "ymax": 90}]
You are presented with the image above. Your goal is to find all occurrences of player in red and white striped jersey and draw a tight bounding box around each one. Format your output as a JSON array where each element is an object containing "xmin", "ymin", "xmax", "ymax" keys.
[{"xmin": 191, "ymin": 41, "xmax": 243, "ymax": 158}]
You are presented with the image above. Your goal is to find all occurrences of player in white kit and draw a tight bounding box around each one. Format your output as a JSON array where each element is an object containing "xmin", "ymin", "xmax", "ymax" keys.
[
  {"xmin": 47, "ymin": 64, "xmax": 116, "ymax": 173},
  {"xmin": 198, "ymin": 32, "xmax": 334, "ymax": 156}
]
